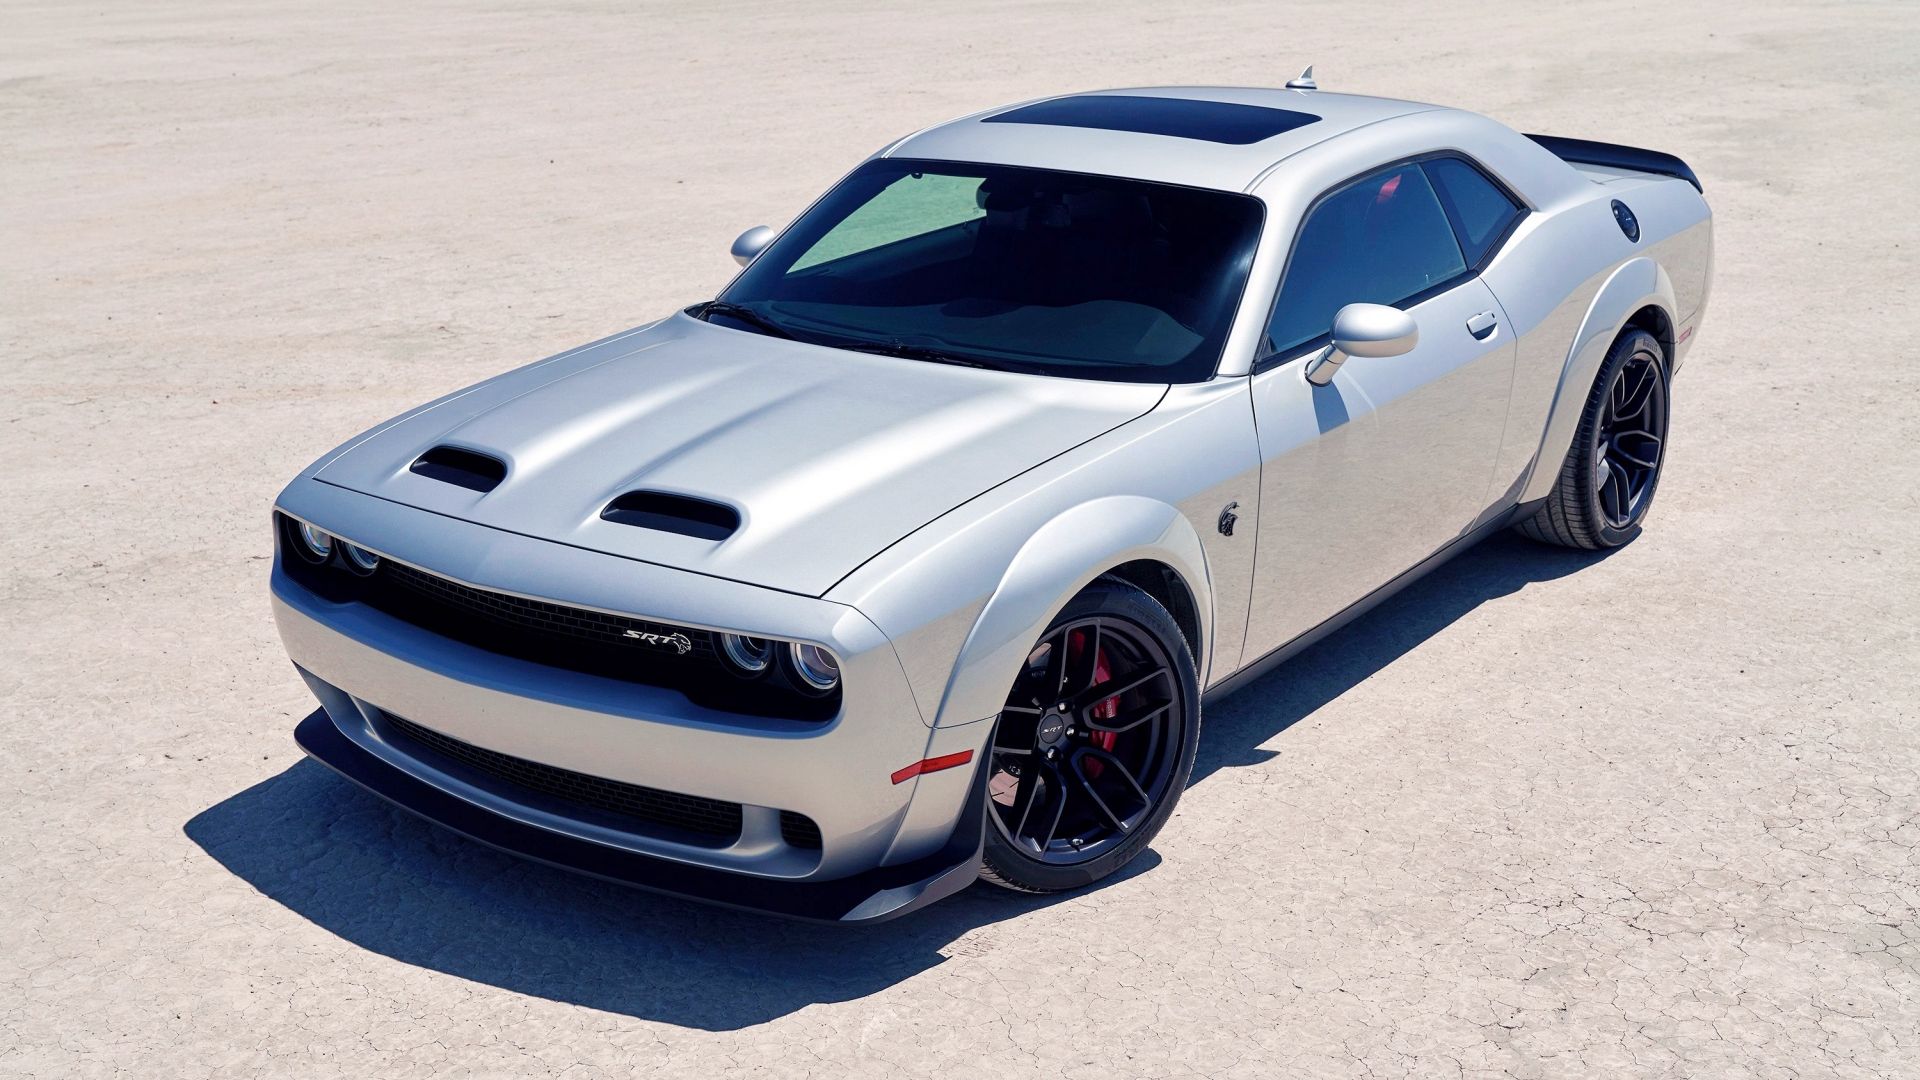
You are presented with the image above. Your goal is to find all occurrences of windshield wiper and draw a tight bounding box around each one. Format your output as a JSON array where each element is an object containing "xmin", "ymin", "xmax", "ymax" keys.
[
  {"xmin": 834, "ymin": 339, "xmax": 1004, "ymax": 371},
  {"xmin": 690, "ymin": 300, "xmax": 797, "ymax": 341},
  {"xmin": 695, "ymin": 306, "xmax": 1010, "ymax": 371}
]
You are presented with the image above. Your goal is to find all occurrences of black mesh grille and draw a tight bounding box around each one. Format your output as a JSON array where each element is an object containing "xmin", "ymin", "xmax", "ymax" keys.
[
  {"xmin": 780, "ymin": 811, "xmax": 823, "ymax": 850},
  {"xmin": 273, "ymin": 513, "xmax": 839, "ymax": 721},
  {"xmin": 381, "ymin": 560, "xmax": 718, "ymax": 661},
  {"xmin": 384, "ymin": 713, "xmax": 744, "ymax": 845}
]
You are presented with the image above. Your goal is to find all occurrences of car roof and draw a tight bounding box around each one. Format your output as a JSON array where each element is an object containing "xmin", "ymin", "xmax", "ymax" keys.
[{"xmin": 882, "ymin": 87, "xmax": 1447, "ymax": 192}]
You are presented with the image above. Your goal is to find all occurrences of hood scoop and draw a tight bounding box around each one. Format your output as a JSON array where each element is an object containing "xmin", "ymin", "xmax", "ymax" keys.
[
  {"xmin": 410, "ymin": 446, "xmax": 507, "ymax": 493},
  {"xmin": 600, "ymin": 490, "xmax": 740, "ymax": 542}
]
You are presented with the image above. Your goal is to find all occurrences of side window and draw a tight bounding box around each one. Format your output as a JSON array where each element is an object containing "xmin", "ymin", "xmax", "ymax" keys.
[
  {"xmin": 1265, "ymin": 164, "xmax": 1467, "ymax": 358},
  {"xmin": 789, "ymin": 173, "xmax": 985, "ymax": 272},
  {"xmin": 1422, "ymin": 156, "xmax": 1523, "ymax": 267}
]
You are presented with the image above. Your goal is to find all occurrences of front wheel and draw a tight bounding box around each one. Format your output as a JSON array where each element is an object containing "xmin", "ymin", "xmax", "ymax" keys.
[
  {"xmin": 1515, "ymin": 328, "xmax": 1671, "ymax": 550},
  {"xmin": 978, "ymin": 580, "xmax": 1200, "ymax": 894}
]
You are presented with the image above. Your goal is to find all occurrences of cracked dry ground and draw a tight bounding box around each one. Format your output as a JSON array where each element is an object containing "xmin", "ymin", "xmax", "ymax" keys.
[{"xmin": 3, "ymin": 1, "xmax": 1916, "ymax": 1077}]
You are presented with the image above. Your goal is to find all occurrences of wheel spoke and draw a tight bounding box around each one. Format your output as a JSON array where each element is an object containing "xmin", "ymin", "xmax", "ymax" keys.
[
  {"xmin": 1612, "ymin": 433, "xmax": 1661, "ymax": 470},
  {"xmin": 1070, "ymin": 665, "xmax": 1170, "ymax": 715},
  {"xmin": 1079, "ymin": 746, "xmax": 1150, "ymax": 804},
  {"xmin": 1614, "ymin": 363, "xmax": 1656, "ymax": 421},
  {"xmin": 1024, "ymin": 634, "xmax": 1064, "ymax": 705},
  {"xmin": 1085, "ymin": 701, "xmax": 1171, "ymax": 736},
  {"xmin": 1604, "ymin": 459, "xmax": 1632, "ymax": 523},
  {"xmin": 1069, "ymin": 748, "xmax": 1153, "ymax": 833},
  {"xmin": 1068, "ymin": 760, "xmax": 1131, "ymax": 834},
  {"xmin": 1060, "ymin": 623, "xmax": 1101, "ymax": 697},
  {"xmin": 1007, "ymin": 766, "xmax": 1048, "ymax": 849},
  {"xmin": 1030, "ymin": 771, "xmax": 1067, "ymax": 850}
]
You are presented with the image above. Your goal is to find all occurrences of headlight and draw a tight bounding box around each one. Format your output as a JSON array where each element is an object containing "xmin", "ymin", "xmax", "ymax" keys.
[
  {"xmin": 296, "ymin": 522, "xmax": 334, "ymax": 560},
  {"xmin": 787, "ymin": 642, "xmax": 840, "ymax": 692},
  {"xmin": 341, "ymin": 542, "xmax": 380, "ymax": 573},
  {"xmin": 719, "ymin": 633, "xmax": 774, "ymax": 675}
]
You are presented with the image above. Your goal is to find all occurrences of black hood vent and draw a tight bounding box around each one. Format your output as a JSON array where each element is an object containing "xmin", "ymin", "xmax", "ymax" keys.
[
  {"xmin": 601, "ymin": 491, "xmax": 740, "ymax": 541},
  {"xmin": 410, "ymin": 446, "xmax": 507, "ymax": 493}
]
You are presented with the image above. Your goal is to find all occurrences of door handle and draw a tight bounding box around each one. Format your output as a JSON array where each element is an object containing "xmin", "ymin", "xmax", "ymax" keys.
[{"xmin": 1466, "ymin": 310, "xmax": 1499, "ymax": 339}]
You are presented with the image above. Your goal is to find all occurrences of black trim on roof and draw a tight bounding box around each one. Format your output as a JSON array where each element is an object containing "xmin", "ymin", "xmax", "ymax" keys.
[{"xmin": 984, "ymin": 94, "xmax": 1319, "ymax": 145}]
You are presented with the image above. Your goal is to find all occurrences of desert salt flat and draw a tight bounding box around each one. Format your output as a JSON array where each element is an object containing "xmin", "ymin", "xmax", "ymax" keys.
[{"xmin": 3, "ymin": 2, "xmax": 1917, "ymax": 1076}]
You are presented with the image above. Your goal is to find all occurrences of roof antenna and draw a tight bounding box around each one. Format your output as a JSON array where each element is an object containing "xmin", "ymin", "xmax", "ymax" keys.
[{"xmin": 1285, "ymin": 65, "xmax": 1318, "ymax": 91}]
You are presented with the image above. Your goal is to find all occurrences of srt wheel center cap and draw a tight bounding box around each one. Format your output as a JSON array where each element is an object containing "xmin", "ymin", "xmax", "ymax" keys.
[{"xmin": 1037, "ymin": 714, "xmax": 1067, "ymax": 746}]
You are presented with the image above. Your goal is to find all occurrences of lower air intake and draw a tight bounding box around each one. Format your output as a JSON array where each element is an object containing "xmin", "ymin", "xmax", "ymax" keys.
[{"xmin": 383, "ymin": 713, "xmax": 744, "ymax": 846}]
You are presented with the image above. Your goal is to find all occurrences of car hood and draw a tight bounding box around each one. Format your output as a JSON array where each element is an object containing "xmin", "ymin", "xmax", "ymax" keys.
[{"xmin": 315, "ymin": 314, "xmax": 1165, "ymax": 596}]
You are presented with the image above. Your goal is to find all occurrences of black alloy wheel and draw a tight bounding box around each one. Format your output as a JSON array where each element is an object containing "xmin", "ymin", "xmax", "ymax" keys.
[
  {"xmin": 1515, "ymin": 328, "xmax": 1672, "ymax": 550},
  {"xmin": 979, "ymin": 580, "xmax": 1199, "ymax": 894},
  {"xmin": 1593, "ymin": 348, "xmax": 1668, "ymax": 529}
]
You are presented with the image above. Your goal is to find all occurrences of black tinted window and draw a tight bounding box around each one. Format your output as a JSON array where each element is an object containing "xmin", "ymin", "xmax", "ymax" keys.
[
  {"xmin": 1265, "ymin": 164, "xmax": 1466, "ymax": 357},
  {"xmin": 1423, "ymin": 157, "xmax": 1521, "ymax": 266},
  {"xmin": 984, "ymin": 95, "xmax": 1319, "ymax": 145},
  {"xmin": 717, "ymin": 160, "xmax": 1264, "ymax": 383}
]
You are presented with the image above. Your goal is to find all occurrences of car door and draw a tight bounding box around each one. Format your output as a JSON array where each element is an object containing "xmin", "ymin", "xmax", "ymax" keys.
[{"xmin": 1242, "ymin": 157, "xmax": 1522, "ymax": 659}]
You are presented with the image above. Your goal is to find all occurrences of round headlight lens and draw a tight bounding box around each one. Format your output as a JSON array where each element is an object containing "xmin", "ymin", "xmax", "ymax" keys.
[
  {"xmin": 341, "ymin": 542, "xmax": 380, "ymax": 573},
  {"xmin": 788, "ymin": 643, "xmax": 840, "ymax": 692},
  {"xmin": 719, "ymin": 633, "xmax": 774, "ymax": 675},
  {"xmin": 296, "ymin": 522, "xmax": 334, "ymax": 560}
]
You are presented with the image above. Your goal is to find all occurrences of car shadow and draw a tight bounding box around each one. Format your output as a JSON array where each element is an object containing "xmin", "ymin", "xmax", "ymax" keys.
[
  {"xmin": 186, "ymin": 533, "xmax": 1604, "ymax": 1029},
  {"xmin": 1191, "ymin": 532, "xmax": 1613, "ymax": 784},
  {"xmin": 185, "ymin": 757, "xmax": 1139, "ymax": 1030}
]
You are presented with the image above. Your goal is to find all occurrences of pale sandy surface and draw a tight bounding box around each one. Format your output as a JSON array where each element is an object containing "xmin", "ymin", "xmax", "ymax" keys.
[{"xmin": 4, "ymin": 2, "xmax": 1918, "ymax": 1077}]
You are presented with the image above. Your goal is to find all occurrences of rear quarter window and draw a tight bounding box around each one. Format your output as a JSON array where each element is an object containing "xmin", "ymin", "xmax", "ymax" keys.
[{"xmin": 1422, "ymin": 156, "xmax": 1523, "ymax": 267}]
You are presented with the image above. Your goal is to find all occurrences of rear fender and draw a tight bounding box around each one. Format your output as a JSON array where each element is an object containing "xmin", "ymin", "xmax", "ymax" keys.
[{"xmin": 1518, "ymin": 257, "xmax": 1675, "ymax": 505}]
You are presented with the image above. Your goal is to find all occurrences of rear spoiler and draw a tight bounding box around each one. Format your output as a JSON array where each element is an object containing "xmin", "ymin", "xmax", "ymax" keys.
[{"xmin": 1525, "ymin": 133, "xmax": 1703, "ymax": 193}]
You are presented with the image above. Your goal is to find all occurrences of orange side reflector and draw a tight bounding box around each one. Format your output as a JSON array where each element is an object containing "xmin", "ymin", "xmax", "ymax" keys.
[{"xmin": 890, "ymin": 749, "xmax": 974, "ymax": 785}]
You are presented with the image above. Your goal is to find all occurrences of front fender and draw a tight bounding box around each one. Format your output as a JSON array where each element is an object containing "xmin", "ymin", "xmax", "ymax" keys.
[
  {"xmin": 860, "ymin": 494, "xmax": 1214, "ymax": 870},
  {"xmin": 934, "ymin": 496, "xmax": 1211, "ymax": 731},
  {"xmin": 1519, "ymin": 257, "xmax": 1676, "ymax": 505}
]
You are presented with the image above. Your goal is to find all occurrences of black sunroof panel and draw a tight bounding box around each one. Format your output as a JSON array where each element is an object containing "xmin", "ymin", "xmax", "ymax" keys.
[{"xmin": 983, "ymin": 95, "xmax": 1319, "ymax": 145}]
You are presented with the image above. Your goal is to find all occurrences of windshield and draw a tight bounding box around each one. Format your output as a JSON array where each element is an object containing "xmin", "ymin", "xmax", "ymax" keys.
[{"xmin": 708, "ymin": 159, "xmax": 1264, "ymax": 382}]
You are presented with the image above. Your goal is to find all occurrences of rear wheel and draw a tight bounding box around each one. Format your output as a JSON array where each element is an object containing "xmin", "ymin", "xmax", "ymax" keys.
[
  {"xmin": 1515, "ymin": 328, "xmax": 1670, "ymax": 549},
  {"xmin": 978, "ymin": 580, "xmax": 1200, "ymax": 894}
]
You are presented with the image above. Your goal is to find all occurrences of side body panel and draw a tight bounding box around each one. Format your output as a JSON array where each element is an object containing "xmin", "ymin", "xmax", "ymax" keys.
[
  {"xmin": 1220, "ymin": 112, "xmax": 1557, "ymax": 655},
  {"xmin": 1244, "ymin": 278, "xmax": 1517, "ymax": 654}
]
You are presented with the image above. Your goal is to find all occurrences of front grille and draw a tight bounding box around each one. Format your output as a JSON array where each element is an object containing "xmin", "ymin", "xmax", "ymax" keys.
[
  {"xmin": 274, "ymin": 513, "xmax": 840, "ymax": 721},
  {"xmin": 381, "ymin": 560, "xmax": 719, "ymax": 661},
  {"xmin": 384, "ymin": 713, "xmax": 744, "ymax": 845}
]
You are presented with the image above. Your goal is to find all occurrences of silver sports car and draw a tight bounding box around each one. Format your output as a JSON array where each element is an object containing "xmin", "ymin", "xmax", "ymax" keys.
[{"xmin": 272, "ymin": 83, "xmax": 1712, "ymax": 921}]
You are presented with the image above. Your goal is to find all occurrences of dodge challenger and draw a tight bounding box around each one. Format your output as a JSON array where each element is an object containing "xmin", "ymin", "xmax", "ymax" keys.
[{"xmin": 271, "ymin": 82, "xmax": 1712, "ymax": 921}]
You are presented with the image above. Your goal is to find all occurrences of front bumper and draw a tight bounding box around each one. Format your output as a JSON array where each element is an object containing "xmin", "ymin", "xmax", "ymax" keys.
[
  {"xmin": 294, "ymin": 708, "xmax": 984, "ymax": 923},
  {"xmin": 272, "ymin": 479, "xmax": 993, "ymax": 921}
]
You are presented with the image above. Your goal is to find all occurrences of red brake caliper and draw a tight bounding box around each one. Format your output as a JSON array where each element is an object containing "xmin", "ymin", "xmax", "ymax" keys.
[
  {"xmin": 1084, "ymin": 638, "xmax": 1119, "ymax": 777},
  {"xmin": 1066, "ymin": 631, "xmax": 1123, "ymax": 777},
  {"xmin": 1090, "ymin": 647, "xmax": 1119, "ymax": 747}
]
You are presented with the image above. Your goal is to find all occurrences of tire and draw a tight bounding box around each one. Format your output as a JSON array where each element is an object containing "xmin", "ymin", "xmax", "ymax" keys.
[
  {"xmin": 1515, "ymin": 329, "xmax": 1671, "ymax": 550},
  {"xmin": 978, "ymin": 579, "xmax": 1201, "ymax": 894}
]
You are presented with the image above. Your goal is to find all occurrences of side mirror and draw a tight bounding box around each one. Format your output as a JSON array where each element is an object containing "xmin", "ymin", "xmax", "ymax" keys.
[
  {"xmin": 730, "ymin": 225, "xmax": 776, "ymax": 267},
  {"xmin": 1305, "ymin": 303, "xmax": 1419, "ymax": 386}
]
